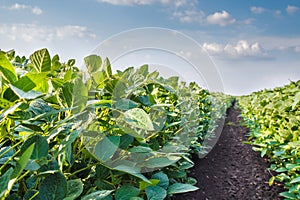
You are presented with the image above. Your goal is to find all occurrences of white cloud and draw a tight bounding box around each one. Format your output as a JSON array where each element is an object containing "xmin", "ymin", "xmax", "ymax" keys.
[
  {"xmin": 97, "ymin": 0, "xmax": 191, "ymax": 7},
  {"xmin": 250, "ymin": 6, "xmax": 265, "ymax": 14},
  {"xmin": 274, "ymin": 10, "xmax": 282, "ymax": 15},
  {"xmin": 286, "ymin": 5, "xmax": 298, "ymax": 15},
  {"xmin": 203, "ymin": 40, "xmax": 266, "ymax": 58},
  {"xmin": 2, "ymin": 3, "xmax": 43, "ymax": 15},
  {"xmin": 31, "ymin": 6, "xmax": 43, "ymax": 15},
  {"xmin": 202, "ymin": 43, "xmax": 223, "ymax": 54},
  {"xmin": 0, "ymin": 24, "xmax": 96, "ymax": 42},
  {"xmin": 206, "ymin": 11, "xmax": 236, "ymax": 26},
  {"xmin": 173, "ymin": 10, "xmax": 205, "ymax": 23},
  {"xmin": 295, "ymin": 46, "xmax": 300, "ymax": 53}
]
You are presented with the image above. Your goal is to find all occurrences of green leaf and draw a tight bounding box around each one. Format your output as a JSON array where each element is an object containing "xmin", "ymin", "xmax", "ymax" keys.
[
  {"xmin": 144, "ymin": 156, "xmax": 180, "ymax": 168},
  {"xmin": 151, "ymin": 172, "xmax": 169, "ymax": 189},
  {"xmin": 114, "ymin": 98, "xmax": 139, "ymax": 111},
  {"xmin": 0, "ymin": 168, "xmax": 13, "ymax": 197},
  {"xmin": 30, "ymin": 48, "xmax": 51, "ymax": 72},
  {"xmin": 9, "ymin": 84, "xmax": 43, "ymax": 100},
  {"xmin": 73, "ymin": 78, "xmax": 88, "ymax": 113},
  {"xmin": 0, "ymin": 147, "xmax": 14, "ymax": 164},
  {"xmin": 290, "ymin": 176, "xmax": 300, "ymax": 184},
  {"xmin": 11, "ymin": 143, "xmax": 35, "ymax": 179},
  {"xmin": 0, "ymin": 51, "xmax": 17, "ymax": 83},
  {"xmin": 61, "ymin": 78, "xmax": 88, "ymax": 113},
  {"xmin": 292, "ymin": 92, "xmax": 300, "ymax": 109},
  {"xmin": 0, "ymin": 102, "xmax": 22, "ymax": 123},
  {"xmin": 94, "ymin": 136, "xmax": 120, "ymax": 162},
  {"xmin": 12, "ymin": 76, "xmax": 36, "ymax": 92},
  {"xmin": 114, "ymin": 165, "xmax": 151, "ymax": 183},
  {"xmin": 269, "ymin": 176, "xmax": 275, "ymax": 186},
  {"xmin": 24, "ymin": 189, "xmax": 39, "ymax": 200},
  {"xmin": 84, "ymin": 55, "xmax": 102, "ymax": 74},
  {"xmin": 25, "ymin": 72, "xmax": 49, "ymax": 93},
  {"xmin": 0, "ymin": 98, "xmax": 14, "ymax": 109},
  {"xmin": 145, "ymin": 186, "xmax": 167, "ymax": 200},
  {"xmin": 64, "ymin": 179, "xmax": 83, "ymax": 200},
  {"xmin": 38, "ymin": 172, "xmax": 68, "ymax": 200},
  {"xmin": 139, "ymin": 179, "xmax": 160, "ymax": 191},
  {"xmin": 119, "ymin": 134, "xmax": 134, "ymax": 149},
  {"xmin": 20, "ymin": 134, "xmax": 49, "ymax": 160},
  {"xmin": 167, "ymin": 183, "xmax": 198, "ymax": 195},
  {"xmin": 129, "ymin": 146, "xmax": 153, "ymax": 153},
  {"xmin": 81, "ymin": 190, "xmax": 113, "ymax": 200},
  {"xmin": 280, "ymin": 191, "xmax": 297, "ymax": 199},
  {"xmin": 103, "ymin": 58, "xmax": 112, "ymax": 78},
  {"xmin": 115, "ymin": 185, "xmax": 139, "ymax": 200},
  {"xmin": 124, "ymin": 108, "xmax": 154, "ymax": 131}
]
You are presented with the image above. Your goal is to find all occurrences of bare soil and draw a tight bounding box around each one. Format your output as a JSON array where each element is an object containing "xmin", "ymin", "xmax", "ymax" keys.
[{"xmin": 172, "ymin": 105, "xmax": 284, "ymax": 200}]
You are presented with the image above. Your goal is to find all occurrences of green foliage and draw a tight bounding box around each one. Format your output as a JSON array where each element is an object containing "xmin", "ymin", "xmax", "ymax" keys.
[
  {"xmin": 238, "ymin": 81, "xmax": 300, "ymax": 199},
  {"xmin": 0, "ymin": 48, "xmax": 232, "ymax": 199}
]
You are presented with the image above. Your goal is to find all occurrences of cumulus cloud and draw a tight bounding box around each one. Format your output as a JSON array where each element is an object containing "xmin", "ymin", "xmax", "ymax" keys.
[
  {"xmin": 173, "ymin": 10, "xmax": 205, "ymax": 23},
  {"xmin": 0, "ymin": 24, "xmax": 96, "ymax": 42},
  {"xmin": 203, "ymin": 40, "xmax": 266, "ymax": 58},
  {"xmin": 2, "ymin": 3, "xmax": 43, "ymax": 15},
  {"xmin": 286, "ymin": 5, "xmax": 299, "ymax": 15},
  {"xmin": 206, "ymin": 11, "xmax": 236, "ymax": 26},
  {"xmin": 250, "ymin": 6, "xmax": 265, "ymax": 14}
]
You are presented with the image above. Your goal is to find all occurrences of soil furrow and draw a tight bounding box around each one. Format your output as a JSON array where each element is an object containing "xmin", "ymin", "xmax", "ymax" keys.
[{"xmin": 173, "ymin": 105, "xmax": 284, "ymax": 200}]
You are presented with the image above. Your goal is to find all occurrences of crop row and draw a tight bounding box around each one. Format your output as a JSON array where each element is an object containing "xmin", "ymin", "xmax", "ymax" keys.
[
  {"xmin": 238, "ymin": 81, "xmax": 300, "ymax": 199},
  {"xmin": 0, "ymin": 48, "xmax": 232, "ymax": 199}
]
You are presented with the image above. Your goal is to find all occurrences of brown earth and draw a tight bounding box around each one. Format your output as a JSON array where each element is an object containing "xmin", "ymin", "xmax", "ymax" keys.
[{"xmin": 172, "ymin": 105, "xmax": 284, "ymax": 200}]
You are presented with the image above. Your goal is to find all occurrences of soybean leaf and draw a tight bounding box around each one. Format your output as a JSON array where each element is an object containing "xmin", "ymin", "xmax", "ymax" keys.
[
  {"xmin": 30, "ymin": 48, "xmax": 51, "ymax": 72},
  {"xmin": 20, "ymin": 134, "xmax": 49, "ymax": 160},
  {"xmin": 115, "ymin": 185, "xmax": 139, "ymax": 200},
  {"xmin": 124, "ymin": 108, "xmax": 154, "ymax": 131},
  {"xmin": 0, "ymin": 98, "xmax": 14, "ymax": 109},
  {"xmin": 38, "ymin": 172, "xmax": 67, "ymax": 200},
  {"xmin": 11, "ymin": 143, "xmax": 35, "ymax": 180},
  {"xmin": 139, "ymin": 179, "xmax": 160, "ymax": 191},
  {"xmin": 144, "ymin": 156, "xmax": 180, "ymax": 168},
  {"xmin": 0, "ymin": 102, "xmax": 22, "ymax": 123},
  {"xmin": 0, "ymin": 146, "xmax": 14, "ymax": 164},
  {"xmin": 151, "ymin": 172, "xmax": 169, "ymax": 189},
  {"xmin": 94, "ymin": 136, "xmax": 120, "ymax": 162},
  {"xmin": 114, "ymin": 165, "xmax": 151, "ymax": 183},
  {"xmin": 64, "ymin": 179, "xmax": 83, "ymax": 200},
  {"xmin": 280, "ymin": 191, "xmax": 297, "ymax": 199},
  {"xmin": 84, "ymin": 55, "xmax": 102, "ymax": 74},
  {"xmin": 119, "ymin": 134, "xmax": 134, "ymax": 149},
  {"xmin": 167, "ymin": 183, "xmax": 198, "ymax": 195},
  {"xmin": 81, "ymin": 190, "xmax": 113, "ymax": 200},
  {"xmin": 145, "ymin": 186, "xmax": 167, "ymax": 200},
  {"xmin": 9, "ymin": 84, "xmax": 43, "ymax": 100},
  {"xmin": 0, "ymin": 51, "xmax": 17, "ymax": 83},
  {"xmin": 12, "ymin": 76, "xmax": 36, "ymax": 92},
  {"xmin": 114, "ymin": 98, "xmax": 138, "ymax": 111},
  {"xmin": 290, "ymin": 176, "xmax": 300, "ymax": 184},
  {"xmin": 103, "ymin": 58, "xmax": 112, "ymax": 78},
  {"xmin": 0, "ymin": 168, "xmax": 13, "ymax": 197},
  {"xmin": 24, "ymin": 189, "xmax": 39, "ymax": 200}
]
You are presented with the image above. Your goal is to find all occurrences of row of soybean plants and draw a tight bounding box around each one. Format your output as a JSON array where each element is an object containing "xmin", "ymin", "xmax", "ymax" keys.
[
  {"xmin": 0, "ymin": 48, "xmax": 232, "ymax": 200},
  {"xmin": 238, "ymin": 81, "xmax": 300, "ymax": 199}
]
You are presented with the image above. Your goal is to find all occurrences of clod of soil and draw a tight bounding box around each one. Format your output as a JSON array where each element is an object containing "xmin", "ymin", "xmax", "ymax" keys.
[{"xmin": 172, "ymin": 105, "xmax": 284, "ymax": 200}]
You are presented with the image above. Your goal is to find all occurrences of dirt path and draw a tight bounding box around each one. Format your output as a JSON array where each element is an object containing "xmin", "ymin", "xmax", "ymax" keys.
[{"xmin": 173, "ymin": 105, "xmax": 284, "ymax": 200}]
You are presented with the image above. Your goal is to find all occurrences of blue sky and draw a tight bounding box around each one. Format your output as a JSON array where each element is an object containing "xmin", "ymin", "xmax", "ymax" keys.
[{"xmin": 0, "ymin": 0, "xmax": 299, "ymax": 95}]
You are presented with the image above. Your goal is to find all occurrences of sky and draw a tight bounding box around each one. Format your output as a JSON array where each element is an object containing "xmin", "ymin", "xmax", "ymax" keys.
[{"xmin": 0, "ymin": 0, "xmax": 299, "ymax": 95}]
